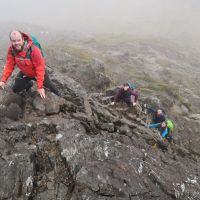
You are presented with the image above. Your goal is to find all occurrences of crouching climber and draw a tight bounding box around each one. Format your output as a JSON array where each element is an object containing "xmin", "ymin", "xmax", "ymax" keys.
[
  {"xmin": 0, "ymin": 30, "xmax": 60, "ymax": 98},
  {"xmin": 144, "ymin": 104, "xmax": 167, "ymax": 124},
  {"xmin": 147, "ymin": 119, "xmax": 174, "ymax": 142},
  {"xmin": 110, "ymin": 83, "xmax": 139, "ymax": 107}
]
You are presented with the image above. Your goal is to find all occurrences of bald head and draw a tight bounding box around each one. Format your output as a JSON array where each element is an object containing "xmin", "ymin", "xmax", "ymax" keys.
[
  {"xmin": 10, "ymin": 30, "xmax": 24, "ymax": 51},
  {"xmin": 10, "ymin": 30, "xmax": 23, "ymax": 40}
]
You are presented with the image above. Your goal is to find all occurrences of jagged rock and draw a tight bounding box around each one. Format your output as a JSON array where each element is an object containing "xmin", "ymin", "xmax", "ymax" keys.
[
  {"xmin": 0, "ymin": 89, "xmax": 23, "ymax": 107},
  {"xmin": 0, "ymin": 142, "xmax": 34, "ymax": 199},
  {"xmin": 175, "ymin": 145, "xmax": 190, "ymax": 157},
  {"xmin": 119, "ymin": 124, "xmax": 131, "ymax": 135},
  {"xmin": 105, "ymin": 86, "xmax": 118, "ymax": 96},
  {"xmin": 142, "ymin": 96, "xmax": 162, "ymax": 109},
  {"xmin": 0, "ymin": 104, "xmax": 6, "ymax": 119},
  {"xmin": 189, "ymin": 114, "xmax": 200, "ymax": 120},
  {"xmin": 82, "ymin": 58, "xmax": 111, "ymax": 90},
  {"xmin": 83, "ymin": 94, "xmax": 93, "ymax": 120},
  {"xmin": 171, "ymin": 104, "xmax": 190, "ymax": 116},
  {"xmin": 0, "ymin": 138, "xmax": 6, "ymax": 151},
  {"xmin": 90, "ymin": 58, "xmax": 105, "ymax": 73},
  {"xmin": 6, "ymin": 103, "xmax": 22, "ymax": 120},
  {"xmin": 100, "ymin": 123, "xmax": 115, "ymax": 132},
  {"xmin": 72, "ymin": 112, "xmax": 93, "ymax": 122},
  {"xmin": 0, "ymin": 90, "xmax": 23, "ymax": 121},
  {"xmin": 171, "ymin": 104, "xmax": 182, "ymax": 115},
  {"xmin": 52, "ymin": 73, "xmax": 87, "ymax": 96},
  {"xmin": 50, "ymin": 58, "xmax": 111, "ymax": 92},
  {"xmin": 32, "ymin": 92, "xmax": 65, "ymax": 114},
  {"xmin": 0, "ymin": 64, "xmax": 199, "ymax": 200},
  {"xmin": 180, "ymin": 104, "xmax": 189, "ymax": 115},
  {"xmin": 32, "ymin": 97, "xmax": 46, "ymax": 112},
  {"xmin": 157, "ymin": 139, "xmax": 169, "ymax": 151}
]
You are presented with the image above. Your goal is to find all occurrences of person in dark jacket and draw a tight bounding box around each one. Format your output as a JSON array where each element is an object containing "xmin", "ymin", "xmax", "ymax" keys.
[
  {"xmin": 111, "ymin": 83, "xmax": 139, "ymax": 106},
  {"xmin": 0, "ymin": 30, "xmax": 60, "ymax": 98},
  {"xmin": 144, "ymin": 105, "xmax": 166, "ymax": 124}
]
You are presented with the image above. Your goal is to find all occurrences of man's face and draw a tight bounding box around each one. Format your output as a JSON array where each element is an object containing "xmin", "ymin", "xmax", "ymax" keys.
[
  {"xmin": 123, "ymin": 86, "xmax": 129, "ymax": 91},
  {"xmin": 157, "ymin": 109, "xmax": 162, "ymax": 115},
  {"xmin": 10, "ymin": 31, "xmax": 24, "ymax": 51},
  {"xmin": 161, "ymin": 122, "xmax": 166, "ymax": 128}
]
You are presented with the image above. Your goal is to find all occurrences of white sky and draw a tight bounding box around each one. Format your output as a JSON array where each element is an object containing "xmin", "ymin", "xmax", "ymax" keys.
[{"xmin": 0, "ymin": 0, "xmax": 200, "ymax": 41}]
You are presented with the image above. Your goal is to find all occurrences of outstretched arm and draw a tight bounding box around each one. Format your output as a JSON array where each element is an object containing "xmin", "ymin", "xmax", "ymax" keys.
[
  {"xmin": 147, "ymin": 123, "xmax": 161, "ymax": 128},
  {"xmin": 129, "ymin": 88, "xmax": 138, "ymax": 102},
  {"xmin": 31, "ymin": 46, "xmax": 46, "ymax": 98},
  {"xmin": 1, "ymin": 48, "xmax": 15, "ymax": 83}
]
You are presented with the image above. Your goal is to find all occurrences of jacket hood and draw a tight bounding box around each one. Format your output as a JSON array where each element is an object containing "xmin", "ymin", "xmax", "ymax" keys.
[{"xmin": 21, "ymin": 32, "xmax": 33, "ymax": 44}]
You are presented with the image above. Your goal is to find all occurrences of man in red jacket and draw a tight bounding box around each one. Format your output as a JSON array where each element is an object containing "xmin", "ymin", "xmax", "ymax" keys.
[{"xmin": 0, "ymin": 30, "xmax": 60, "ymax": 98}]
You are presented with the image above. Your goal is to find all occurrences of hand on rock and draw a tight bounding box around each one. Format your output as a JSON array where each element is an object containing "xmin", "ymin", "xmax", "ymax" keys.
[
  {"xmin": 0, "ymin": 81, "xmax": 5, "ymax": 89},
  {"xmin": 38, "ymin": 88, "xmax": 46, "ymax": 98}
]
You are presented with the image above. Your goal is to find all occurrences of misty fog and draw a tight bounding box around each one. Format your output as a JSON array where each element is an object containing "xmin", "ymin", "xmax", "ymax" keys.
[{"xmin": 0, "ymin": 0, "xmax": 200, "ymax": 44}]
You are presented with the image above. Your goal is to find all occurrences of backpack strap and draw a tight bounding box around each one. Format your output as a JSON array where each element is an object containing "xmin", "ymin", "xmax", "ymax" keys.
[
  {"xmin": 11, "ymin": 48, "xmax": 16, "ymax": 57},
  {"xmin": 26, "ymin": 45, "xmax": 34, "ymax": 59}
]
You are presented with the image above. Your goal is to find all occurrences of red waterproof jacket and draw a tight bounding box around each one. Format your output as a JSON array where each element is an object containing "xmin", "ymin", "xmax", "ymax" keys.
[{"xmin": 1, "ymin": 32, "xmax": 45, "ymax": 89}]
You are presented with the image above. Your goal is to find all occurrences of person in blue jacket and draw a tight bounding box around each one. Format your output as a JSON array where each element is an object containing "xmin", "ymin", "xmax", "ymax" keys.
[
  {"xmin": 144, "ymin": 105, "xmax": 166, "ymax": 124},
  {"xmin": 147, "ymin": 120, "xmax": 174, "ymax": 142}
]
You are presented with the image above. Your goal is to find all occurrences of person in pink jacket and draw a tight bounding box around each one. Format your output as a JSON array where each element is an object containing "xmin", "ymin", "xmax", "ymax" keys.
[{"xmin": 111, "ymin": 83, "xmax": 139, "ymax": 106}]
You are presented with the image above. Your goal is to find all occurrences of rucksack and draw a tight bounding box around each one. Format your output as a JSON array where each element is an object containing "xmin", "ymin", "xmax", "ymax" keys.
[
  {"xmin": 12, "ymin": 35, "xmax": 44, "ymax": 58},
  {"xmin": 26, "ymin": 35, "xmax": 44, "ymax": 58},
  {"xmin": 127, "ymin": 82, "xmax": 140, "ymax": 91},
  {"xmin": 167, "ymin": 119, "xmax": 174, "ymax": 132}
]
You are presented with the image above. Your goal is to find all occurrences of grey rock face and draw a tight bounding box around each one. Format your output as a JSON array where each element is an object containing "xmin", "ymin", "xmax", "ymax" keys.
[
  {"xmin": 0, "ymin": 68, "xmax": 199, "ymax": 200},
  {"xmin": 0, "ymin": 122, "xmax": 34, "ymax": 200},
  {"xmin": 46, "ymin": 51, "xmax": 111, "ymax": 92},
  {"xmin": 0, "ymin": 90, "xmax": 23, "ymax": 121},
  {"xmin": 33, "ymin": 92, "xmax": 66, "ymax": 114}
]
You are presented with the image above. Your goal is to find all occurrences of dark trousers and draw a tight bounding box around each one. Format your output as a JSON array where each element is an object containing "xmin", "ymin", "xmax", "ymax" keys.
[
  {"xmin": 113, "ymin": 95, "xmax": 135, "ymax": 105},
  {"xmin": 12, "ymin": 69, "xmax": 60, "ymax": 96}
]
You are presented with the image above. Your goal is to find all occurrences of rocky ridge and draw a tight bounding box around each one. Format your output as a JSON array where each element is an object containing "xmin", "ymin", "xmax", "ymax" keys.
[
  {"xmin": 0, "ymin": 31, "xmax": 200, "ymax": 199},
  {"xmin": 0, "ymin": 69, "xmax": 200, "ymax": 200}
]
